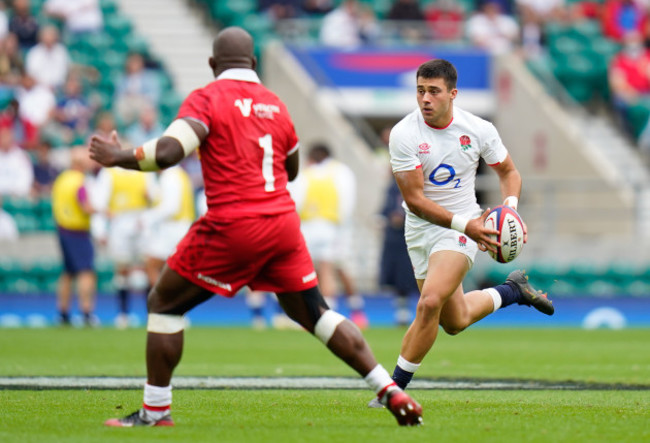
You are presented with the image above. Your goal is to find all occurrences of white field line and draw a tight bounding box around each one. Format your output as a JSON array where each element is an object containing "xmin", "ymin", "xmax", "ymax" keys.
[{"xmin": 0, "ymin": 376, "xmax": 647, "ymax": 390}]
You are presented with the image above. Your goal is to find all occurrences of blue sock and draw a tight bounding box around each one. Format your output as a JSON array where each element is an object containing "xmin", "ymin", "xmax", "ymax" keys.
[
  {"xmin": 494, "ymin": 282, "xmax": 520, "ymax": 308},
  {"xmin": 251, "ymin": 307, "xmax": 264, "ymax": 318},
  {"xmin": 392, "ymin": 365, "xmax": 414, "ymax": 390}
]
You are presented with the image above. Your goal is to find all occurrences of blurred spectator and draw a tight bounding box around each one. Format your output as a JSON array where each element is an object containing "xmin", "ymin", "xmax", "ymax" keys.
[
  {"xmin": 0, "ymin": 196, "xmax": 19, "ymax": 241},
  {"xmin": 466, "ymin": 0, "xmax": 520, "ymax": 55},
  {"xmin": 125, "ymin": 104, "xmax": 163, "ymax": 147},
  {"xmin": 602, "ymin": 0, "xmax": 648, "ymax": 42},
  {"xmin": 31, "ymin": 140, "xmax": 60, "ymax": 197},
  {"xmin": 516, "ymin": 0, "xmax": 567, "ymax": 58},
  {"xmin": 259, "ymin": 0, "xmax": 302, "ymax": 21},
  {"xmin": 388, "ymin": 0, "xmax": 425, "ymax": 21},
  {"xmin": 113, "ymin": 52, "xmax": 161, "ymax": 126},
  {"xmin": 44, "ymin": 0, "xmax": 103, "ymax": 36},
  {"xmin": 0, "ymin": 98, "xmax": 39, "ymax": 150},
  {"xmin": 302, "ymin": 0, "xmax": 334, "ymax": 15},
  {"xmin": 90, "ymin": 110, "xmax": 116, "ymax": 141},
  {"xmin": 9, "ymin": 0, "xmax": 39, "ymax": 51},
  {"xmin": 15, "ymin": 71, "xmax": 56, "ymax": 127},
  {"xmin": 608, "ymin": 31, "xmax": 650, "ymax": 134},
  {"xmin": 0, "ymin": 126, "xmax": 33, "ymax": 197},
  {"xmin": 25, "ymin": 25, "xmax": 70, "ymax": 90},
  {"xmin": 0, "ymin": 1, "xmax": 7, "ymax": 40},
  {"xmin": 319, "ymin": 0, "xmax": 367, "ymax": 47},
  {"xmin": 425, "ymin": 0, "xmax": 466, "ymax": 41},
  {"xmin": 387, "ymin": 0, "xmax": 425, "ymax": 43},
  {"xmin": 0, "ymin": 33, "xmax": 24, "ymax": 86},
  {"xmin": 49, "ymin": 72, "xmax": 93, "ymax": 145},
  {"xmin": 51, "ymin": 146, "xmax": 97, "ymax": 326}
]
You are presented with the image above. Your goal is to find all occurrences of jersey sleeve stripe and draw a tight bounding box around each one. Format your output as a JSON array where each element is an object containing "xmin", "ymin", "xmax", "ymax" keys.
[
  {"xmin": 184, "ymin": 117, "xmax": 210, "ymax": 134},
  {"xmin": 287, "ymin": 141, "xmax": 300, "ymax": 156}
]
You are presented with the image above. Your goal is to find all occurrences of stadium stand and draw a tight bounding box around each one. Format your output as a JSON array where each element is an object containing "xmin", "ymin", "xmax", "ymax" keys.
[{"xmin": 0, "ymin": 0, "xmax": 648, "ymax": 323}]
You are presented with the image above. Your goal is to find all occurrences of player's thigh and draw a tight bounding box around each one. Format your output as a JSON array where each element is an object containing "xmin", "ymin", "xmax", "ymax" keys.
[
  {"xmin": 420, "ymin": 250, "xmax": 469, "ymax": 308},
  {"xmin": 148, "ymin": 263, "xmax": 213, "ymax": 315}
]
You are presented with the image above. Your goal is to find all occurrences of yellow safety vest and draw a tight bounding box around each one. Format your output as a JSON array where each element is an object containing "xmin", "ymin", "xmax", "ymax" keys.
[
  {"xmin": 299, "ymin": 163, "xmax": 340, "ymax": 223},
  {"xmin": 51, "ymin": 170, "xmax": 90, "ymax": 231}
]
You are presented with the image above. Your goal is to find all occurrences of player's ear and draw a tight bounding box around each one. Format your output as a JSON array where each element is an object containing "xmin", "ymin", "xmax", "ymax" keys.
[
  {"xmin": 251, "ymin": 56, "xmax": 258, "ymax": 71},
  {"xmin": 450, "ymin": 88, "xmax": 458, "ymax": 100},
  {"xmin": 208, "ymin": 56, "xmax": 216, "ymax": 73}
]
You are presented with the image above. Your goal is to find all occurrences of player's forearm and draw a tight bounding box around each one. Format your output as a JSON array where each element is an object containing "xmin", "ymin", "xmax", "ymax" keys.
[
  {"xmin": 403, "ymin": 195, "xmax": 453, "ymax": 229},
  {"xmin": 499, "ymin": 170, "xmax": 521, "ymax": 207}
]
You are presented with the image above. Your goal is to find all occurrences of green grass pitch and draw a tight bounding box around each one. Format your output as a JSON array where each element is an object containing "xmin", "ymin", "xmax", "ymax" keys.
[{"xmin": 1, "ymin": 327, "xmax": 649, "ymax": 442}]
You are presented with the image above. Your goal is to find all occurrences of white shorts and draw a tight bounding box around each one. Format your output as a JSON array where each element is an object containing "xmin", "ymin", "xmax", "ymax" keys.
[
  {"xmin": 144, "ymin": 220, "xmax": 192, "ymax": 260},
  {"xmin": 107, "ymin": 212, "xmax": 148, "ymax": 265},
  {"xmin": 301, "ymin": 219, "xmax": 339, "ymax": 263},
  {"xmin": 405, "ymin": 218, "xmax": 478, "ymax": 280}
]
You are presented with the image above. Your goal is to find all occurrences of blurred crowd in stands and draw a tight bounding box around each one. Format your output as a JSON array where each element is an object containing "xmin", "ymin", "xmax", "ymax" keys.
[
  {"xmin": 253, "ymin": 0, "xmax": 650, "ymax": 158},
  {"xmin": 0, "ymin": 0, "xmax": 175, "ymax": 214}
]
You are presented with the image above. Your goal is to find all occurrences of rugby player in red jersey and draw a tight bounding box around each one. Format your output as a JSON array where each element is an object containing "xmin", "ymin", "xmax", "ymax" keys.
[{"xmin": 90, "ymin": 27, "xmax": 422, "ymax": 427}]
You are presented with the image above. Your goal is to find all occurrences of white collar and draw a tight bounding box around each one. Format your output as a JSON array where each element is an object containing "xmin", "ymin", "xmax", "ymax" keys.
[{"xmin": 216, "ymin": 68, "xmax": 260, "ymax": 83}]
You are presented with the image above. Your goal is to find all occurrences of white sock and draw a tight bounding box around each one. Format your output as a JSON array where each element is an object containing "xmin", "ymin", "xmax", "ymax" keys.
[
  {"xmin": 397, "ymin": 355, "xmax": 421, "ymax": 373},
  {"xmin": 485, "ymin": 288, "xmax": 502, "ymax": 312},
  {"xmin": 364, "ymin": 364, "xmax": 395, "ymax": 395},
  {"xmin": 143, "ymin": 383, "xmax": 172, "ymax": 418},
  {"xmin": 347, "ymin": 294, "xmax": 364, "ymax": 311}
]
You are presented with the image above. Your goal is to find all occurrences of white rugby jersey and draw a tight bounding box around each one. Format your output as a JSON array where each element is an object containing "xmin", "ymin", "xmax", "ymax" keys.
[{"xmin": 390, "ymin": 106, "xmax": 508, "ymax": 226}]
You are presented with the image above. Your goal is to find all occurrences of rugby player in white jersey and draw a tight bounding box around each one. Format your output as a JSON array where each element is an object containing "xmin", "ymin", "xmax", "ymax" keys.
[{"xmin": 370, "ymin": 59, "xmax": 554, "ymax": 404}]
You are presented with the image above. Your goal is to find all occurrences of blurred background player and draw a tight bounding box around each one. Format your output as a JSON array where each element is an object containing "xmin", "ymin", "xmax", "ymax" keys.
[
  {"xmin": 140, "ymin": 165, "xmax": 195, "ymax": 287},
  {"xmin": 290, "ymin": 142, "xmax": 368, "ymax": 329},
  {"xmin": 91, "ymin": 164, "xmax": 156, "ymax": 329},
  {"xmin": 378, "ymin": 173, "xmax": 419, "ymax": 326},
  {"xmin": 51, "ymin": 146, "xmax": 97, "ymax": 326}
]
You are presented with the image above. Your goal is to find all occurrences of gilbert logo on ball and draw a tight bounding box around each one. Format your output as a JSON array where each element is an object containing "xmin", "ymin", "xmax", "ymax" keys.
[{"xmin": 483, "ymin": 205, "xmax": 524, "ymax": 263}]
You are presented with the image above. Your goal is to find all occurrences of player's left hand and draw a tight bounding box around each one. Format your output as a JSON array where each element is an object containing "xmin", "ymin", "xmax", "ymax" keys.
[
  {"xmin": 89, "ymin": 131, "xmax": 123, "ymax": 167},
  {"xmin": 466, "ymin": 208, "xmax": 500, "ymax": 254}
]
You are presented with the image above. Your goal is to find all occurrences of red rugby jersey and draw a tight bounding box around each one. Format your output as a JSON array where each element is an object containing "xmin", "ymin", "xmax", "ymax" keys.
[{"xmin": 177, "ymin": 69, "xmax": 299, "ymax": 220}]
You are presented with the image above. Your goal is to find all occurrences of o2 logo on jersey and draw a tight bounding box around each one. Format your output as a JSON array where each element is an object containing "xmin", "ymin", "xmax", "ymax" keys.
[
  {"xmin": 235, "ymin": 98, "xmax": 253, "ymax": 117},
  {"xmin": 429, "ymin": 163, "xmax": 461, "ymax": 188}
]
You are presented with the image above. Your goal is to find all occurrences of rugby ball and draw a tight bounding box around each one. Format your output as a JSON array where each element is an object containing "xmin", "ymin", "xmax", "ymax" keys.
[{"xmin": 484, "ymin": 205, "xmax": 524, "ymax": 263}]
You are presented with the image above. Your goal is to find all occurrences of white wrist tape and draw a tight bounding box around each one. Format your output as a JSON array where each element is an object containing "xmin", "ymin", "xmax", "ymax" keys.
[
  {"xmin": 163, "ymin": 119, "xmax": 200, "ymax": 158},
  {"xmin": 314, "ymin": 310, "xmax": 346, "ymax": 344},
  {"xmin": 503, "ymin": 196, "xmax": 519, "ymax": 210},
  {"xmin": 134, "ymin": 139, "xmax": 159, "ymax": 171},
  {"xmin": 147, "ymin": 313, "xmax": 186, "ymax": 334},
  {"xmin": 450, "ymin": 214, "xmax": 469, "ymax": 233}
]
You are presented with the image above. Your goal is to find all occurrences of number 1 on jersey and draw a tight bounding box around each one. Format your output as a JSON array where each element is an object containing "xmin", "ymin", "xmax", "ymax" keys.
[{"xmin": 258, "ymin": 134, "xmax": 275, "ymax": 192}]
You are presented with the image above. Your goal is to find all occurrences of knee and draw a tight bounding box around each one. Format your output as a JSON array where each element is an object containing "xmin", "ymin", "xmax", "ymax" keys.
[{"xmin": 415, "ymin": 293, "xmax": 444, "ymax": 319}]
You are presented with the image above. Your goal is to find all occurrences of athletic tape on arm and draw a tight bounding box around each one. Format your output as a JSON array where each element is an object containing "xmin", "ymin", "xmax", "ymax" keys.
[
  {"xmin": 147, "ymin": 313, "xmax": 186, "ymax": 334},
  {"xmin": 134, "ymin": 139, "xmax": 159, "ymax": 171},
  {"xmin": 163, "ymin": 119, "xmax": 201, "ymax": 157},
  {"xmin": 314, "ymin": 310, "xmax": 346, "ymax": 344}
]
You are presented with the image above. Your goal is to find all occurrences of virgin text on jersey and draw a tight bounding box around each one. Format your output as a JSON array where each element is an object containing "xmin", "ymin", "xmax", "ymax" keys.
[{"xmin": 234, "ymin": 98, "xmax": 280, "ymax": 120}]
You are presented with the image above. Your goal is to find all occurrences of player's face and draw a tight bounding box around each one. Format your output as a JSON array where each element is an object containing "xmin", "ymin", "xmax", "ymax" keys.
[{"xmin": 416, "ymin": 77, "xmax": 457, "ymax": 128}]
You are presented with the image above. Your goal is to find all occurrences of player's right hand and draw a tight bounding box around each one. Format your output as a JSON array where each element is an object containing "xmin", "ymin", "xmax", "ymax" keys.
[
  {"xmin": 89, "ymin": 131, "xmax": 123, "ymax": 167},
  {"xmin": 466, "ymin": 208, "xmax": 499, "ymax": 253}
]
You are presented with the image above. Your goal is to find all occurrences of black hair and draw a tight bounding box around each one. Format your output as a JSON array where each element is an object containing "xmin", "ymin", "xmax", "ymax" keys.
[
  {"xmin": 308, "ymin": 143, "xmax": 331, "ymax": 163},
  {"xmin": 416, "ymin": 59, "xmax": 457, "ymax": 91}
]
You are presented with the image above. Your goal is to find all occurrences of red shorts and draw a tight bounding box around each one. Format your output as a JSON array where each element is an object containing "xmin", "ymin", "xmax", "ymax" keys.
[{"xmin": 167, "ymin": 211, "xmax": 318, "ymax": 297}]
